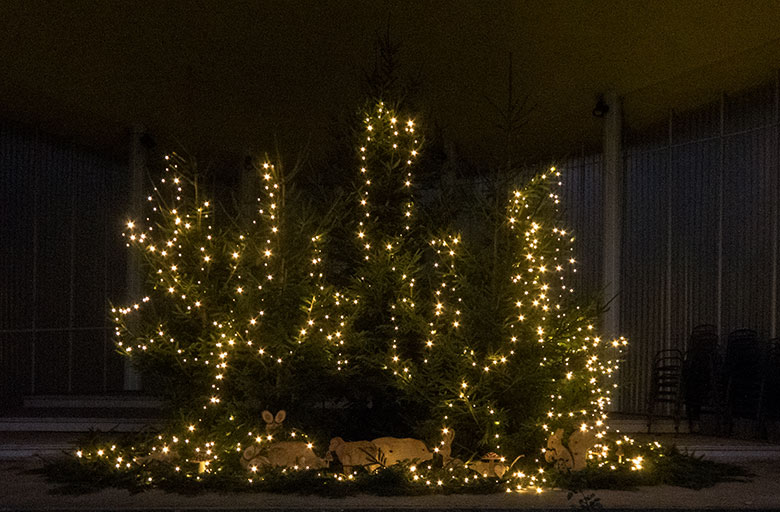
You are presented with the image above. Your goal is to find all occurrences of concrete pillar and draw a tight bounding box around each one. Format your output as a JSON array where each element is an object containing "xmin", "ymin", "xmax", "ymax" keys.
[
  {"xmin": 124, "ymin": 125, "xmax": 145, "ymax": 391},
  {"xmin": 602, "ymin": 91, "xmax": 623, "ymax": 337}
]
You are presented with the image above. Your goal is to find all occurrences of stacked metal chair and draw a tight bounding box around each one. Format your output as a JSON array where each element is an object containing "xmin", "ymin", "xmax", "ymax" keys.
[
  {"xmin": 646, "ymin": 349, "xmax": 684, "ymax": 433},
  {"xmin": 682, "ymin": 324, "xmax": 720, "ymax": 433},
  {"xmin": 722, "ymin": 328, "xmax": 766, "ymax": 435},
  {"xmin": 761, "ymin": 338, "xmax": 780, "ymax": 432},
  {"xmin": 663, "ymin": 325, "xmax": 777, "ymax": 437}
]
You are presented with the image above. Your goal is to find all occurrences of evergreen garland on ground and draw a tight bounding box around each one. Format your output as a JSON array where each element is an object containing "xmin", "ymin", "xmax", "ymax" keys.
[{"xmin": 42, "ymin": 438, "xmax": 747, "ymax": 495}]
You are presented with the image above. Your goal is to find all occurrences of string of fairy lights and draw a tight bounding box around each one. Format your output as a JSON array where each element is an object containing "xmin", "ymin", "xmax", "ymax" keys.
[
  {"xmin": 501, "ymin": 170, "xmax": 630, "ymax": 479},
  {"xmin": 340, "ymin": 102, "xmax": 422, "ymax": 378},
  {"xmin": 110, "ymin": 154, "xmax": 331, "ymax": 477},
  {"xmin": 84, "ymin": 102, "xmax": 646, "ymax": 492}
]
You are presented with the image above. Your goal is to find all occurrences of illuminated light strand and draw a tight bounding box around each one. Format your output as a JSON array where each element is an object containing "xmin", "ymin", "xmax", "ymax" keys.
[
  {"xmin": 100, "ymin": 124, "xmax": 642, "ymax": 491},
  {"xmin": 508, "ymin": 169, "xmax": 630, "ymax": 471},
  {"xmin": 110, "ymin": 152, "xmax": 343, "ymax": 479},
  {"xmin": 349, "ymin": 103, "xmax": 422, "ymax": 378}
]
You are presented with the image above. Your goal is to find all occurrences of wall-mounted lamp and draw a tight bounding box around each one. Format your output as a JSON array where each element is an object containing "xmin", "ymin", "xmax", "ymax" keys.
[{"xmin": 592, "ymin": 96, "xmax": 609, "ymax": 118}]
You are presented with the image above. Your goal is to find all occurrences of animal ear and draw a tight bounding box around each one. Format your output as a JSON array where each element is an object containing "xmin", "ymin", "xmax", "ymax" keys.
[
  {"xmin": 275, "ymin": 410, "xmax": 286, "ymax": 424},
  {"xmin": 262, "ymin": 410, "xmax": 274, "ymax": 424},
  {"xmin": 444, "ymin": 429, "xmax": 455, "ymax": 443}
]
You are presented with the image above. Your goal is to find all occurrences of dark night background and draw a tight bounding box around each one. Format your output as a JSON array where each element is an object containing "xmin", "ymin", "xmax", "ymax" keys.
[{"xmin": 1, "ymin": 1, "xmax": 780, "ymax": 166}]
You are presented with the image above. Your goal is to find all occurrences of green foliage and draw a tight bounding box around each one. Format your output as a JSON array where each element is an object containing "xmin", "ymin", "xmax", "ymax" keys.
[
  {"xmin": 555, "ymin": 443, "xmax": 749, "ymax": 491},
  {"xmin": 317, "ymin": 103, "xmax": 622, "ymax": 462},
  {"xmin": 67, "ymin": 99, "xmax": 684, "ymax": 497},
  {"xmin": 40, "ymin": 439, "xmax": 748, "ymax": 496},
  {"xmin": 115, "ymin": 154, "xmax": 339, "ymax": 428},
  {"xmin": 567, "ymin": 489, "xmax": 604, "ymax": 511},
  {"xmin": 646, "ymin": 447, "xmax": 750, "ymax": 489}
]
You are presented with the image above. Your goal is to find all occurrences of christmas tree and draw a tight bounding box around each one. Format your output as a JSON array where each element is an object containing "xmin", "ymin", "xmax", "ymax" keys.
[
  {"xmin": 70, "ymin": 100, "xmax": 638, "ymax": 493},
  {"xmin": 112, "ymin": 154, "xmax": 336, "ymax": 474},
  {"xmin": 330, "ymin": 102, "xmax": 625, "ymax": 468},
  {"xmin": 326, "ymin": 101, "xmax": 430, "ymax": 439}
]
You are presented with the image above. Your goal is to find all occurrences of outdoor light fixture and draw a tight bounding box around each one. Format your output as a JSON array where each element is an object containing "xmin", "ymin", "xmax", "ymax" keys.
[{"xmin": 592, "ymin": 96, "xmax": 609, "ymax": 118}]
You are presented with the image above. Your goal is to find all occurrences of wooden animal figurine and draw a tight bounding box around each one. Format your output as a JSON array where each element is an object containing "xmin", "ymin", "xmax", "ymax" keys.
[
  {"xmin": 328, "ymin": 437, "xmax": 380, "ymax": 472},
  {"xmin": 544, "ymin": 428, "xmax": 574, "ymax": 470},
  {"xmin": 262, "ymin": 409, "xmax": 286, "ymax": 436},
  {"xmin": 544, "ymin": 427, "xmax": 596, "ymax": 471},
  {"xmin": 241, "ymin": 444, "xmax": 270, "ymax": 470},
  {"xmin": 241, "ymin": 442, "xmax": 326, "ymax": 470},
  {"xmin": 568, "ymin": 428, "xmax": 597, "ymax": 471},
  {"xmin": 438, "ymin": 428, "xmax": 455, "ymax": 464},
  {"xmin": 371, "ymin": 437, "xmax": 432, "ymax": 466},
  {"xmin": 265, "ymin": 441, "xmax": 327, "ymax": 469},
  {"xmin": 470, "ymin": 452, "xmax": 506, "ymax": 477}
]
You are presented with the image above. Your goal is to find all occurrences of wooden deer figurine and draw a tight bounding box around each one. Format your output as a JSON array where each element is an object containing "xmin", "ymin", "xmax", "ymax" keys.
[{"xmin": 241, "ymin": 409, "xmax": 286, "ymax": 469}]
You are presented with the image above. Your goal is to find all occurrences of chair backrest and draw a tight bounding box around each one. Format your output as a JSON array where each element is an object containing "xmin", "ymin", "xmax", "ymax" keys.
[
  {"xmin": 687, "ymin": 325, "xmax": 719, "ymax": 358},
  {"xmin": 770, "ymin": 338, "xmax": 780, "ymax": 363},
  {"xmin": 724, "ymin": 329, "xmax": 762, "ymax": 376},
  {"xmin": 653, "ymin": 349, "xmax": 683, "ymax": 372},
  {"xmin": 684, "ymin": 325, "xmax": 719, "ymax": 376}
]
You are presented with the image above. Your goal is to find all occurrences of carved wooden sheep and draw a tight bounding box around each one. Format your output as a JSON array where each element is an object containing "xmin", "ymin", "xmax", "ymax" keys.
[
  {"xmin": 371, "ymin": 437, "xmax": 432, "ymax": 467},
  {"xmin": 328, "ymin": 437, "xmax": 380, "ymax": 472}
]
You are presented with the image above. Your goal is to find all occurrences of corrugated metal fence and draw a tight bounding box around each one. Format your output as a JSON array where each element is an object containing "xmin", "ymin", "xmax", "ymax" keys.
[
  {"xmin": 559, "ymin": 152, "xmax": 604, "ymax": 300},
  {"xmin": 0, "ymin": 121, "xmax": 127, "ymax": 405},
  {"xmin": 558, "ymin": 80, "xmax": 780, "ymax": 414}
]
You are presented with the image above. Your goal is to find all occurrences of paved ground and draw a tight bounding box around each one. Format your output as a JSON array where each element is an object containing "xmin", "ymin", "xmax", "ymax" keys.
[{"xmin": 1, "ymin": 456, "xmax": 779, "ymax": 511}]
